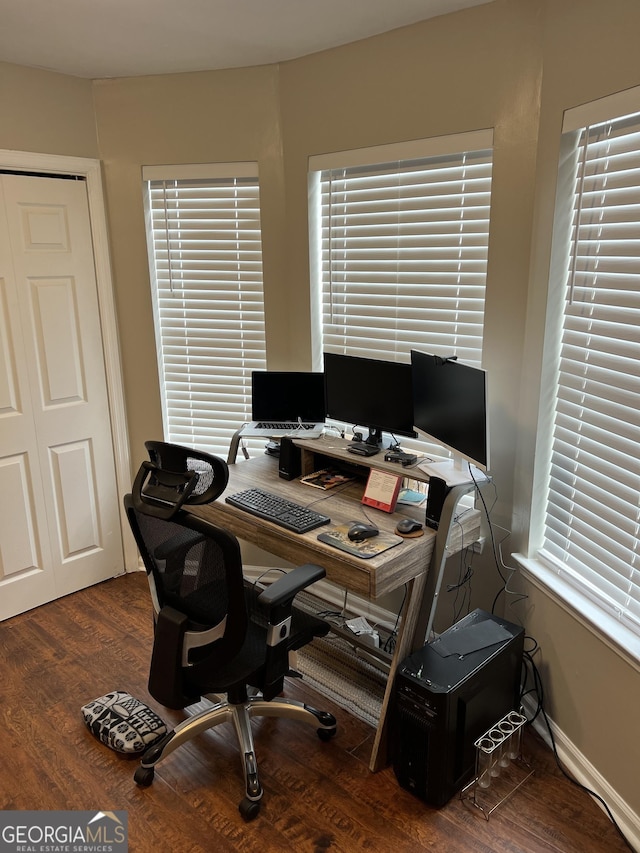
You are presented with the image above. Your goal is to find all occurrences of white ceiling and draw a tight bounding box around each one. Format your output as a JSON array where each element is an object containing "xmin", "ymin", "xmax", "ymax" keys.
[{"xmin": 0, "ymin": 0, "xmax": 492, "ymax": 80}]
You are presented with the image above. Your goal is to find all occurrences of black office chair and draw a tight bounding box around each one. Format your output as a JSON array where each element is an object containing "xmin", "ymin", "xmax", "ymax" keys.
[{"xmin": 124, "ymin": 441, "xmax": 337, "ymax": 820}]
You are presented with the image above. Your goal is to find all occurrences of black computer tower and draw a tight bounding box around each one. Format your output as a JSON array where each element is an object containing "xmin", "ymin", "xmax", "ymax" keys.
[{"xmin": 391, "ymin": 609, "xmax": 524, "ymax": 807}]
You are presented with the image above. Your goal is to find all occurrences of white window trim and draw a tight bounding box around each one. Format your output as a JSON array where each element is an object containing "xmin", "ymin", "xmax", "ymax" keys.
[
  {"xmin": 143, "ymin": 162, "xmax": 259, "ymax": 181},
  {"xmin": 521, "ymin": 85, "xmax": 640, "ymax": 667},
  {"xmin": 308, "ymin": 129, "xmax": 494, "ymax": 172}
]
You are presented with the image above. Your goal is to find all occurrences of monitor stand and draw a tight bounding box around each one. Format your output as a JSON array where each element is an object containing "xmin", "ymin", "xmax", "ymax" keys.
[
  {"xmin": 347, "ymin": 426, "xmax": 382, "ymax": 457},
  {"xmin": 347, "ymin": 442, "xmax": 380, "ymax": 457}
]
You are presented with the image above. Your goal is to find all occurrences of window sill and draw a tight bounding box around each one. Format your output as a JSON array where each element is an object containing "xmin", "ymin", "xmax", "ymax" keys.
[{"xmin": 514, "ymin": 553, "xmax": 640, "ymax": 673}]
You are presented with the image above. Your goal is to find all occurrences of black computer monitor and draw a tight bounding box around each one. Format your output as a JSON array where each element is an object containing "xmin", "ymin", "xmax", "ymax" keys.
[
  {"xmin": 323, "ymin": 352, "xmax": 416, "ymax": 450},
  {"xmin": 410, "ymin": 350, "xmax": 490, "ymax": 473}
]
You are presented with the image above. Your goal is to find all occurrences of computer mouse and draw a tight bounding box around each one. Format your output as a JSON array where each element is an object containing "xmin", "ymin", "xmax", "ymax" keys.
[
  {"xmin": 395, "ymin": 518, "xmax": 424, "ymax": 536},
  {"xmin": 347, "ymin": 522, "xmax": 380, "ymax": 542}
]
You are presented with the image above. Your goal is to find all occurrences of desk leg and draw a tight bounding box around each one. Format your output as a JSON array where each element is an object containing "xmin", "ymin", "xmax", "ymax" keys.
[
  {"xmin": 412, "ymin": 483, "xmax": 473, "ymax": 647},
  {"xmin": 368, "ymin": 570, "xmax": 428, "ymax": 772},
  {"xmin": 368, "ymin": 484, "xmax": 476, "ymax": 771},
  {"xmin": 227, "ymin": 430, "xmax": 242, "ymax": 465}
]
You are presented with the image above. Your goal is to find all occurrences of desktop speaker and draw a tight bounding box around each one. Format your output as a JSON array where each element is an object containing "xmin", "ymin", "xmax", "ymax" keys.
[
  {"xmin": 425, "ymin": 476, "xmax": 449, "ymax": 529},
  {"xmin": 278, "ymin": 436, "xmax": 301, "ymax": 480},
  {"xmin": 391, "ymin": 609, "xmax": 524, "ymax": 807}
]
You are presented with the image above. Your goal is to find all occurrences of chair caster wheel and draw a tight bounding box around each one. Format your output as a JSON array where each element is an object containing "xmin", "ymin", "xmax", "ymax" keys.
[
  {"xmin": 316, "ymin": 711, "xmax": 337, "ymax": 727},
  {"xmin": 317, "ymin": 726, "xmax": 337, "ymax": 742},
  {"xmin": 239, "ymin": 797, "xmax": 261, "ymax": 821},
  {"xmin": 134, "ymin": 766, "xmax": 155, "ymax": 787}
]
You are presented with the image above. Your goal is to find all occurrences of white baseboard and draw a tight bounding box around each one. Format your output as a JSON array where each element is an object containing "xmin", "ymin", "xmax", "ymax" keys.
[{"xmin": 521, "ymin": 695, "xmax": 639, "ymax": 851}]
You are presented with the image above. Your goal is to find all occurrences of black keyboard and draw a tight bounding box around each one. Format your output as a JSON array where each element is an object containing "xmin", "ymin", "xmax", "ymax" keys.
[
  {"xmin": 255, "ymin": 422, "xmax": 318, "ymax": 430},
  {"xmin": 225, "ymin": 487, "xmax": 331, "ymax": 534}
]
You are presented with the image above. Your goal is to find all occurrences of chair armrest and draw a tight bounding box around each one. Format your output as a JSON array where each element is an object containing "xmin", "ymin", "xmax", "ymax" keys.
[
  {"xmin": 257, "ymin": 563, "xmax": 325, "ymax": 608},
  {"xmin": 257, "ymin": 563, "xmax": 325, "ymax": 624}
]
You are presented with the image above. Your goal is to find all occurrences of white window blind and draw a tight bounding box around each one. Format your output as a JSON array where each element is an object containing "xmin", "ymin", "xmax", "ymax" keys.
[
  {"xmin": 309, "ymin": 133, "xmax": 493, "ymax": 370},
  {"xmin": 539, "ymin": 108, "xmax": 640, "ymax": 638},
  {"xmin": 143, "ymin": 165, "xmax": 266, "ymax": 457}
]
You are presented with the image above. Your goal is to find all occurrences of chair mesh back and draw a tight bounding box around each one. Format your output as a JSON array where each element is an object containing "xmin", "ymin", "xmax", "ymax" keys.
[
  {"xmin": 127, "ymin": 502, "xmax": 248, "ymax": 654},
  {"xmin": 137, "ymin": 511, "xmax": 226, "ymax": 622}
]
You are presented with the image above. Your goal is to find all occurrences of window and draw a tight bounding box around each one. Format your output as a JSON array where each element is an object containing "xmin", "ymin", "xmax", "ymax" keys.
[
  {"xmin": 308, "ymin": 131, "xmax": 493, "ymax": 453},
  {"xmin": 532, "ymin": 91, "xmax": 640, "ymax": 655},
  {"xmin": 143, "ymin": 164, "xmax": 266, "ymax": 458},
  {"xmin": 309, "ymin": 132, "xmax": 494, "ymax": 367}
]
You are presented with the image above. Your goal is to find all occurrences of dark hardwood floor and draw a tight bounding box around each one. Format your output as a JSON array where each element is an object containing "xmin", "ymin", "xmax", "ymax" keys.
[{"xmin": 0, "ymin": 572, "xmax": 631, "ymax": 852}]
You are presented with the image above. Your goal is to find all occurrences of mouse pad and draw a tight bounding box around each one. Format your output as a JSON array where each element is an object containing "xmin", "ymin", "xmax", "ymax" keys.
[{"xmin": 317, "ymin": 524, "xmax": 404, "ymax": 559}]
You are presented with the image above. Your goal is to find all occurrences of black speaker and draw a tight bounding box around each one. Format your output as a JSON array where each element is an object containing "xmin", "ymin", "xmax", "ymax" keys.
[
  {"xmin": 425, "ymin": 476, "xmax": 449, "ymax": 529},
  {"xmin": 278, "ymin": 436, "xmax": 301, "ymax": 480}
]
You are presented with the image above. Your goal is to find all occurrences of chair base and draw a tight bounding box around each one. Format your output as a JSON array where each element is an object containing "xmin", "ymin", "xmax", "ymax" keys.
[{"xmin": 134, "ymin": 693, "xmax": 337, "ymax": 820}]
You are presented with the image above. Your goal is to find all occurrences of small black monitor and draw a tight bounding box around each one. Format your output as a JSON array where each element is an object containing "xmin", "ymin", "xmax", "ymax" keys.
[
  {"xmin": 251, "ymin": 371, "xmax": 325, "ymax": 423},
  {"xmin": 323, "ymin": 352, "xmax": 416, "ymax": 449},
  {"xmin": 410, "ymin": 350, "xmax": 490, "ymax": 472}
]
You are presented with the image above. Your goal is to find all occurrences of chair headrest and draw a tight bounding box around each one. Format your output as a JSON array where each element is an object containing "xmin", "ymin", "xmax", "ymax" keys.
[{"xmin": 131, "ymin": 442, "xmax": 230, "ymax": 520}]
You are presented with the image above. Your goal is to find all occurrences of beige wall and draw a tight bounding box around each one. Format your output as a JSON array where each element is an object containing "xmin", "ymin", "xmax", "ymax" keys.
[
  {"xmin": 92, "ymin": 66, "xmax": 286, "ymax": 462},
  {"xmin": 2, "ymin": 0, "xmax": 639, "ymax": 833},
  {"xmin": 278, "ymin": 0, "xmax": 542, "ymax": 555},
  {"xmin": 0, "ymin": 61, "xmax": 98, "ymax": 157}
]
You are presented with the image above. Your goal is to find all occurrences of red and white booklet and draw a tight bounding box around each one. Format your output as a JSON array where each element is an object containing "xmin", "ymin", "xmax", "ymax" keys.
[{"xmin": 361, "ymin": 469, "xmax": 402, "ymax": 513}]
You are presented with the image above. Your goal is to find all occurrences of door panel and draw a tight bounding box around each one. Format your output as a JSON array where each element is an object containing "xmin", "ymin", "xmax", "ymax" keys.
[
  {"xmin": 0, "ymin": 174, "xmax": 123, "ymax": 620},
  {"xmin": 0, "ymin": 452, "xmax": 46, "ymax": 576},
  {"xmin": 0, "ymin": 278, "xmax": 20, "ymax": 413},
  {"xmin": 30, "ymin": 276, "xmax": 86, "ymax": 404},
  {"xmin": 50, "ymin": 439, "xmax": 101, "ymax": 557},
  {"xmin": 0, "ymin": 184, "xmax": 55, "ymax": 616}
]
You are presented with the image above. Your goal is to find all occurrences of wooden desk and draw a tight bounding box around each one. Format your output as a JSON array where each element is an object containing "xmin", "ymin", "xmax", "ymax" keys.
[{"xmin": 193, "ymin": 439, "xmax": 480, "ymax": 771}]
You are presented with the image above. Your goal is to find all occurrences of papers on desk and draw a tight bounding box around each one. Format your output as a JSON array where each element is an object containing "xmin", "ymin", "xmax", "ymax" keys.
[
  {"xmin": 300, "ymin": 467, "xmax": 355, "ymax": 490},
  {"xmin": 317, "ymin": 524, "xmax": 403, "ymax": 559},
  {"xmin": 396, "ymin": 487, "xmax": 427, "ymax": 507}
]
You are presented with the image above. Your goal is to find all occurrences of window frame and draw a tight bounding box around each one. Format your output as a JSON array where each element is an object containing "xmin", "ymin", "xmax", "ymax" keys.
[
  {"xmin": 515, "ymin": 88, "xmax": 640, "ymax": 668},
  {"xmin": 308, "ymin": 131, "xmax": 494, "ymax": 456},
  {"xmin": 143, "ymin": 162, "xmax": 267, "ymax": 459}
]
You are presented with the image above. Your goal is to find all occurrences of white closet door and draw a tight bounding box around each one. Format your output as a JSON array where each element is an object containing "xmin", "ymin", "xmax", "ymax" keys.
[{"xmin": 0, "ymin": 173, "xmax": 123, "ymax": 620}]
